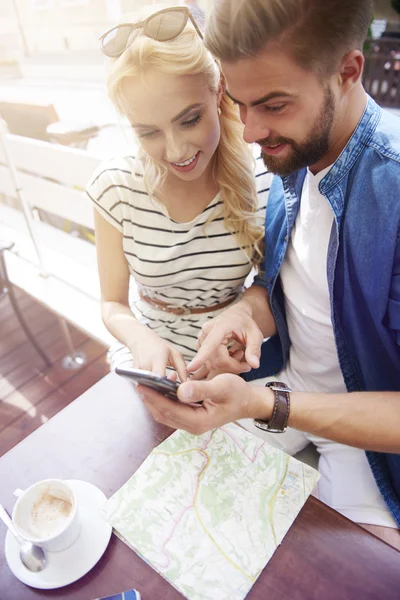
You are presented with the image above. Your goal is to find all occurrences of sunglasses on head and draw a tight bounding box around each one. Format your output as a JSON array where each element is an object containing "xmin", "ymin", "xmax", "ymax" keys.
[{"xmin": 99, "ymin": 7, "xmax": 203, "ymax": 59}]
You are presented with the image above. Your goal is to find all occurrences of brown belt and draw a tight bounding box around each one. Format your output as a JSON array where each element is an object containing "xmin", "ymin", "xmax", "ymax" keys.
[{"xmin": 139, "ymin": 292, "xmax": 236, "ymax": 316}]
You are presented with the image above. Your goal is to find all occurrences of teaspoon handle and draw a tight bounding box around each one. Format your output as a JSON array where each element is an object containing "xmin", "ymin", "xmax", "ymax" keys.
[{"xmin": 0, "ymin": 504, "xmax": 21, "ymax": 541}]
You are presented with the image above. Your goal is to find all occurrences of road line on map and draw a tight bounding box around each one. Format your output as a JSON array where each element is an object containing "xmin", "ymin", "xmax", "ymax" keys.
[
  {"xmin": 154, "ymin": 443, "xmax": 255, "ymax": 582},
  {"xmin": 221, "ymin": 425, "xmax": 266, "ymax": 463},
  {"xmin": 193, "ymin": 453, "xmax": 255, "ymax": 582},
  {"xmin": 268, "ymin": 455, "xmax": 290, "ymax": 547}
]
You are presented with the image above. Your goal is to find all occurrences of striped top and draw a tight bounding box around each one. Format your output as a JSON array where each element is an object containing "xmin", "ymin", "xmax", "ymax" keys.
[{"xmin": 87, "ymin": 154, "xmax": 272, "ymax": 361}]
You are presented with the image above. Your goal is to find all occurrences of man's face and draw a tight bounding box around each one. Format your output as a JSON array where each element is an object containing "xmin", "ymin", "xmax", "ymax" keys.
[{"xmin": 222, "ymin": 46, "xmax": 337, "ymax": 177}]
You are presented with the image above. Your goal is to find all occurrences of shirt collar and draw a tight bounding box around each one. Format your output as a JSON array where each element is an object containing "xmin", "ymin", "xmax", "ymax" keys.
[{"xmin": 319, "ymin": 95, "xmax": 381, "ymax": 195}]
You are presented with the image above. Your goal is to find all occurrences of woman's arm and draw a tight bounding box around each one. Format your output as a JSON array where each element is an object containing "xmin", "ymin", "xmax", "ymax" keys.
[
  {"xmin": 94, "ymin": 210, "xmax": 187, "ymax": 379},
  {"xmin": 94, "ymin": 209, "xmax": 143, "ymax": 348}
]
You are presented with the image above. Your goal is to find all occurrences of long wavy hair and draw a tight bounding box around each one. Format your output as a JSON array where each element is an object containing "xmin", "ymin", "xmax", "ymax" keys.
[{"xmin": 106, "ymin": 5, "xmax": 264, "ymax": 263}]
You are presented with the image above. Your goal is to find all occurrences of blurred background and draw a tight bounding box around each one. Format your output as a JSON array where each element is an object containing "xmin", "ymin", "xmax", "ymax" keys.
[
  {"xmin": 0, "ymin": 0, "xmax": 399, "ymax": 156},
  {"xmin": 0, "ymin": 1, "xmax": 214, "ymax": 456},
  {"xmin": 0, "ymin": 0, "xmax": 400, "ymax": 457},
  {"xmin": 0, "ymin": 0, "xmax": 213, "ymax": 157}
]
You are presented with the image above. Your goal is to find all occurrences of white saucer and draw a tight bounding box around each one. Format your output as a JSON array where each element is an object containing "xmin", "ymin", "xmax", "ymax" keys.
[{"xmin": 5, "ymin": 479, "xmax": 112, "ymax": 589}]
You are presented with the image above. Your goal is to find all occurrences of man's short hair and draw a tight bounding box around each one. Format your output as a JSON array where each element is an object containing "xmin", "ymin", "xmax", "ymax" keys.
[{"xmin": 205, "ymin": 0, "xmax": 373, "ymax": 75}]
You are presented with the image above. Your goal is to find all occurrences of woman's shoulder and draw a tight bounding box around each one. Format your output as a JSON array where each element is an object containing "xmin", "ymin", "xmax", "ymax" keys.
[
  {"xmin": 86, "ymin": 155, "xmax": 149, "ymax": 228},
  {"xmin": 86, "ymin": 155, "xmax": 146, "ymax": 197}
]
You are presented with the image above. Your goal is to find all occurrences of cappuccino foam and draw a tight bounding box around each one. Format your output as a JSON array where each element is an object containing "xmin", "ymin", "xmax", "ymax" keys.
[{"xmin": 28, "ymin": 492, "xmax": 73, "ymax": 538}]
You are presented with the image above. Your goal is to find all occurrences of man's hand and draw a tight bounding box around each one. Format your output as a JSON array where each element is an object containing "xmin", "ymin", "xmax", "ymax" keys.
[
  {"xmin": 138, "ymin": 374, "xmax": 273, "ymax": 435},
  {"xmin": 187, "ymin": 300, "xmax": 264, "ymax": 377}
]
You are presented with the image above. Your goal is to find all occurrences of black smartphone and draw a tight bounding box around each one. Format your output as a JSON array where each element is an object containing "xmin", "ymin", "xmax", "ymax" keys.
[{"xmin": 115, "ymin": 367, "xmax": 180, "ymax": 400}]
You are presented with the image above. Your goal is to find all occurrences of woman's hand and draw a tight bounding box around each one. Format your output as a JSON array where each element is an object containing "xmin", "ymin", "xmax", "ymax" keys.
[{"xmin": 128, "ymin": 323, "xmax": 188, "ymax": 381}]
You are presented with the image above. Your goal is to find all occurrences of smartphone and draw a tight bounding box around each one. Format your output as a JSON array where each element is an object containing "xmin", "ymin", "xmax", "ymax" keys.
[
  {"xmin": 95, "ymin": 590, "xmax": 141, "ymax": 600},
  {"xmin": 115, "ymin": 366, "xmax": 180, "ymax": 400}
]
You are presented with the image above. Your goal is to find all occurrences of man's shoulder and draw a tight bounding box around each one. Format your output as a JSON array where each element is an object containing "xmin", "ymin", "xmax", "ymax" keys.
[{"xmin": 368, "ymin": 108, "xmax": 400, "ymax": 165}]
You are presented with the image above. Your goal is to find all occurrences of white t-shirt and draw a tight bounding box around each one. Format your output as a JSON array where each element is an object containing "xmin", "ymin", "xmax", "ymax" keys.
[
  {"xmin": 276, "ymin": 166, "xmax": 397, "ymax": 528},
  {"xmin": 279, "ymin": 165, "xmax": 346, "ymax": 393}
]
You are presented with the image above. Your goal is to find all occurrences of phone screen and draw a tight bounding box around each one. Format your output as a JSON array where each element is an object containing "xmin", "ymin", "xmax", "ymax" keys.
[{"xmin": 115, "ymin": 367, "xmax": 180, "ymax": 400}]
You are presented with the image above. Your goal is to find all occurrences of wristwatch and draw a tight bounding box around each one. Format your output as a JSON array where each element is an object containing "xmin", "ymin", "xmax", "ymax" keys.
[{"xmin": 254, "ymin": 381, "xmax": 292, "ymax": 433}]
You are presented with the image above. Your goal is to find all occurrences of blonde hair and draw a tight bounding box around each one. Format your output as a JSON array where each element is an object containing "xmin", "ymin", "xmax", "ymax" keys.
[
  {"xmin": 206, "ymin": 0, "xmax": 372, "ymax": 76},
  {"xmin": 106, "ymin": 6, "xmax": 263, "ymax": 263}
]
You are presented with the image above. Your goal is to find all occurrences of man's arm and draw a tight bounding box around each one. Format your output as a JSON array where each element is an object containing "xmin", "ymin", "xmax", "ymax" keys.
[
  {"xmin": 253, "ymin": 387, "xmax": 400, "ymax": 453},
  {"xmin": 140, "ymin": 374, "xmax": 400, "ymax": 453}
]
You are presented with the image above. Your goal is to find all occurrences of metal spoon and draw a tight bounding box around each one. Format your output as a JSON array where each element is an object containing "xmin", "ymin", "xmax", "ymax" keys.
[{"xmin": 0, "ymin": 503, "xmax": 46, "ymax": 572}]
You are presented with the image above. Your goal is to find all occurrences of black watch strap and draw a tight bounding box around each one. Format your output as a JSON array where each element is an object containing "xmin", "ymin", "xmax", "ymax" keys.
[{"xmin": 254, "ymin": 381, "xmax": 291, "ymax": 433}]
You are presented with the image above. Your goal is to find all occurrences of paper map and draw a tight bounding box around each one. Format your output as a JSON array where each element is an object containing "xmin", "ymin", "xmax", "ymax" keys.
[{"xmin": 102, "ymin": 423, "xmax": 319, "ymax": 600}]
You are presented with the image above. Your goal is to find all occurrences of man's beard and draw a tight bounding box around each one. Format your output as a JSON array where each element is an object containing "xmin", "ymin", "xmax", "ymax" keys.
[{"xmin": 260, "ymin": 86, "xmax": 336, "ymax": 177}]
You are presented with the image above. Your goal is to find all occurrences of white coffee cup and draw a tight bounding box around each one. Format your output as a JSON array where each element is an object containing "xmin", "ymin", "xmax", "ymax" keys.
[{"xmin": 12, "ymin": 479, "xmax": 80, "ymax": 552}]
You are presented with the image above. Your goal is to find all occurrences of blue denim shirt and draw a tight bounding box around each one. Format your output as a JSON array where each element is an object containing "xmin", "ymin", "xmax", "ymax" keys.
[{"xmin": 252, "ymin": 96, "xmax": 400, "ymax": 526}]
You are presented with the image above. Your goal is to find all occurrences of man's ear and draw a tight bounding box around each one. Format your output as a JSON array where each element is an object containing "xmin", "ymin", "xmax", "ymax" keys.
[{"xmin": 338, "ymin": 50, "xmax": 364, "ymax": 92}]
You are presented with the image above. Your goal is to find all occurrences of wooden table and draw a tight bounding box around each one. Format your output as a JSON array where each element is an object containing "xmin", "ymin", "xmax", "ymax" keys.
[{"xmin": 0, "ymin": 372, "xmax": 399, "ymax": 600}]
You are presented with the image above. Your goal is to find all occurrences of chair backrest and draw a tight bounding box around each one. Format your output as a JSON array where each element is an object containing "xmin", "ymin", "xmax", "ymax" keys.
[
  {"xmin": 0, "ymin": 124, "xmax": 101, "ymax": 229},
  {"xmin": 0, "ymin": 100, "xmax": 59, "ymax": 142}
]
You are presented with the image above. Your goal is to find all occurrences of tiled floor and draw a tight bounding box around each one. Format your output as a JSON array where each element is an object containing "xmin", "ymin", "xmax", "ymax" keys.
[{"xmin": 0, "ymin": 287, "xmax": 110, "ymax": 457}]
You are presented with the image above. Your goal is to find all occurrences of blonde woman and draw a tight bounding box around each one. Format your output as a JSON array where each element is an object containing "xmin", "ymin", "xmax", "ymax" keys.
[{"xmin": 87, "ymin": 5, "xmax": 272, "ymax": 379}]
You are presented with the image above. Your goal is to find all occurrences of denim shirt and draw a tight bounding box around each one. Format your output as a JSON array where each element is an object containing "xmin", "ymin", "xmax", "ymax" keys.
[{"xmin": 252, "ymin": 96, "xmax": 400, "ymax": 526}]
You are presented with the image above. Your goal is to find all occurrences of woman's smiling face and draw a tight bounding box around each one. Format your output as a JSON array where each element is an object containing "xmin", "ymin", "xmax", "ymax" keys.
[{"xmin": 122, "ymin": 69, "xmax": 221, "ymax": 181}]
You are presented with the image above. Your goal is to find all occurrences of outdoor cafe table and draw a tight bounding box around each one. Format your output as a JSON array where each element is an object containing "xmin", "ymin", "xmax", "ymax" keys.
[{"xmin": 0, "ymin": 372, "xmax": 399, "ymax": 600}]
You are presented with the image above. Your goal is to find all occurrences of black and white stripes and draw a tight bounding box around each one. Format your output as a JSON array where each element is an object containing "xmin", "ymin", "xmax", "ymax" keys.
[{"xmin": 87, "ymin": 153, "xmax": 272, "ymax": 361}]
